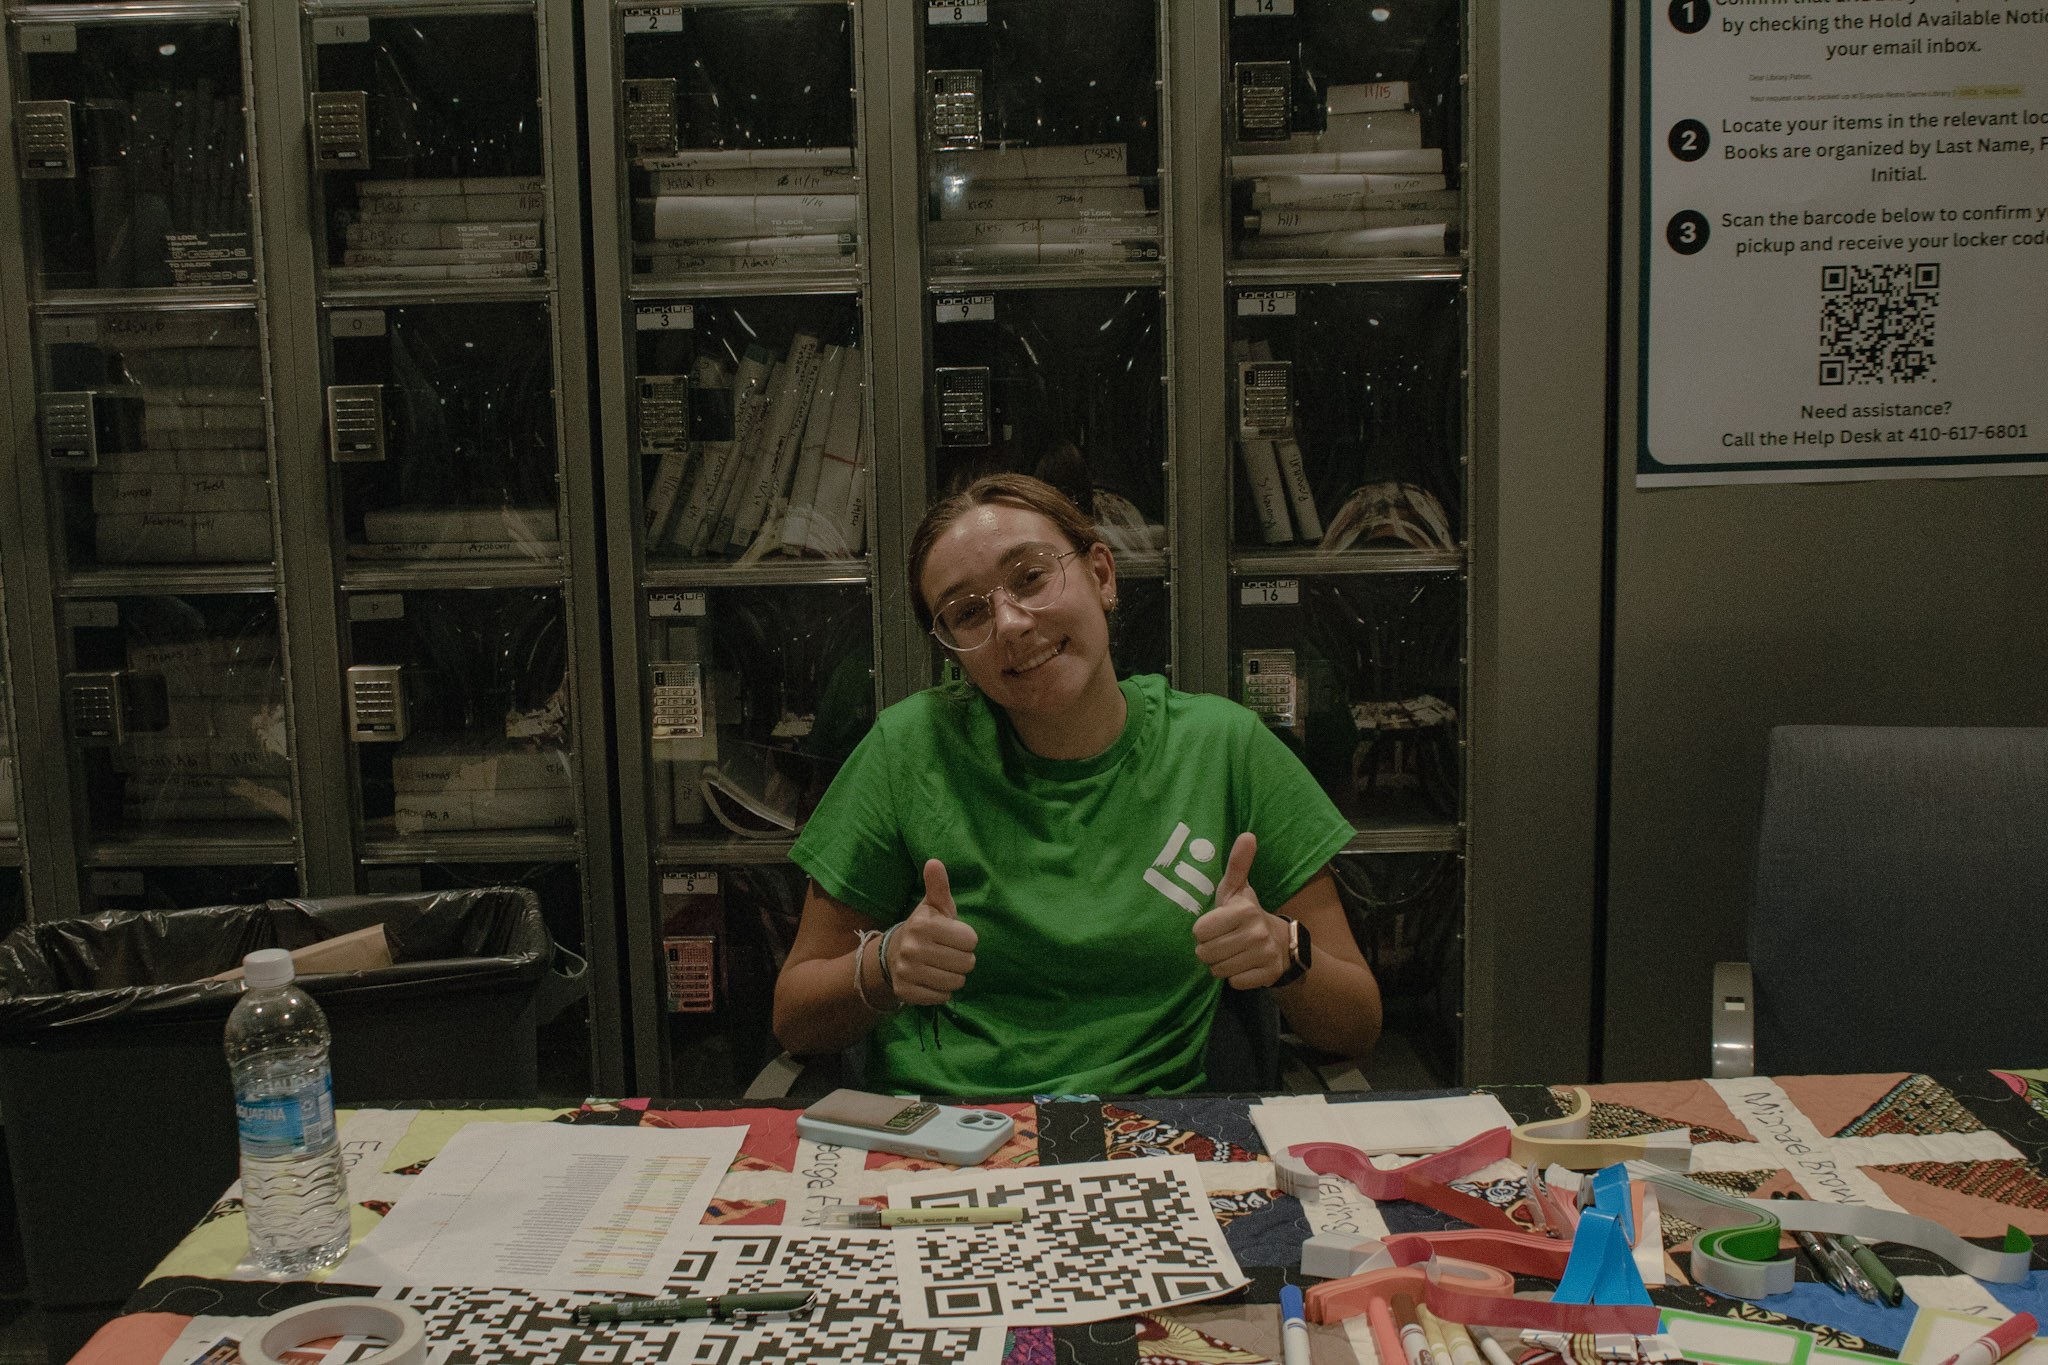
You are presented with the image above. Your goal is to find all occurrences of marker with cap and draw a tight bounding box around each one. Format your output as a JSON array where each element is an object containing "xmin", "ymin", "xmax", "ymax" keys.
[
  {"xmin": 1393, "ymin": 1294, "xmax": 1433, "ymax": 1365},
  {"xmin": 573, "ymin": 1290, "xmax": 816, "ymax": 1325},
  {"xmin": 1932, "ymin": 1313, "xmax": 2038, "ymax": 1365},
  {"xmin": 1280, "ymin": 1284, "xmax": 1311, "ymax": 1365},
  {"xmin": 819, "ymin": 1204, "xmax": 1025, "ymax": 1228}
]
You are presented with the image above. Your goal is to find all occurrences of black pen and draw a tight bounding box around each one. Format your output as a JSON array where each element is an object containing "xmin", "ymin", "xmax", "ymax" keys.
[
  {"xmin": 574, "ymin": 1290, "xmax": 817, "ymax": 1325},
  {"xmin": 1771, "ymin": 1193, "xmax": 1876, "ymax": 1301}
]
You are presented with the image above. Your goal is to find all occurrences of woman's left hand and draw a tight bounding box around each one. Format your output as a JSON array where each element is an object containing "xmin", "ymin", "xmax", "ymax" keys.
[{"xmin": 1191, "ymin": 832, "xmax": 1292, "ymax": 989}]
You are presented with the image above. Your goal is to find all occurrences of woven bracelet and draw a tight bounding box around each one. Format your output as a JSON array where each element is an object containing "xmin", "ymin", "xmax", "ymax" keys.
[{"xmin": 851, "ymin": 930, "xmax": 891, "ymax": 1014}]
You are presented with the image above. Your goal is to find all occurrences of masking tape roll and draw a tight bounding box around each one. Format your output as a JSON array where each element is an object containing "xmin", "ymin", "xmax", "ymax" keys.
[{"xmin": 239, "ymin": 1298, "xmax": 427, "ymax": 1365}]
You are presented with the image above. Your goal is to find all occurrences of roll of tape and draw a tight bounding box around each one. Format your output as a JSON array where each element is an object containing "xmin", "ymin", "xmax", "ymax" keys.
[{"xmin": 239, "ymin": 1298, "xmax": 427, "ymax": 1365}]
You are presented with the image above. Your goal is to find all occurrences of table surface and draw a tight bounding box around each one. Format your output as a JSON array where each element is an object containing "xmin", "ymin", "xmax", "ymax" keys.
[{"xmin": 80, "ymin": 1067, "xmax": 2048, "ymax": 1365}]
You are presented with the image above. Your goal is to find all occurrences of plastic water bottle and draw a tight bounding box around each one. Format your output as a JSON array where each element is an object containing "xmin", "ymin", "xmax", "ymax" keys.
[{"xmin": 224, "ymin": 948, "xmax": 351, "ymax": 1274}]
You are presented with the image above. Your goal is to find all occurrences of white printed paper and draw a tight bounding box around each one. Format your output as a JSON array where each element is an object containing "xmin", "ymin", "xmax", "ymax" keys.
[
  {"xmin": 885, "ymin": 1157, "xmax": 1247, "ymax": 1328},
  {"xmin": 338, "ymin": 1120, "xmax": 744, "ymax": 1294},
  {"xmin": 1249, "ymin": 1092, "xmax": 1514, "ymax": 1157}
]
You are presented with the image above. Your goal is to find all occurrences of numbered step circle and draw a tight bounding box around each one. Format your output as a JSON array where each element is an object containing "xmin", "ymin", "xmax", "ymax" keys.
[{"xmin": 1665, "ymin": 210, "xmax": 1710, "ymax": 255}]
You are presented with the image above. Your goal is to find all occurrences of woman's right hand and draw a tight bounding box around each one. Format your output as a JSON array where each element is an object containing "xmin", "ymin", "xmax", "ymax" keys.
[{"xmin": 885, "ymin": 859, "xmax": 978, "ymax": 1005}]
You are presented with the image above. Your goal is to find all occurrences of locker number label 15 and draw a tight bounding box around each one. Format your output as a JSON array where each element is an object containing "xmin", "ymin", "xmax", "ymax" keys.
[
  {"xmin": 1238, "ymin": 289, "xmax": 1298, "ymax": 316},
  {"xmin": 1240, "ymin": 578, "xmax": 1299, "ymax": 606}
]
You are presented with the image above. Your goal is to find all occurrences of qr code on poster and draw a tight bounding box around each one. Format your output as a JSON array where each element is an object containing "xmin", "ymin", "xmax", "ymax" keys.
[
  {"xmin": 905, "ymin": 1165, "xmax": 1241, "ymax": 1325},
  {"xmin": 1819, "ymin": 261, "xmax": 1938, "ymax": 385}
]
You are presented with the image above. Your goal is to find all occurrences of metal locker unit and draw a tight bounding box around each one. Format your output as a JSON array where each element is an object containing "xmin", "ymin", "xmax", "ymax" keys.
[
  {"xmin": 586, "ymin": 0, "xmax": 898, "ymax": 1097},
  {"xmin": 1193, "ymin": 0, "xmax": 1472, "ymax": 1082},
  {"xmin": 0, "ymin": 1, "xmax": 307, "ymax": 921},
  {"xmin": 256, "ymin": 0, "xmax": 617, "ymax": 1093}
]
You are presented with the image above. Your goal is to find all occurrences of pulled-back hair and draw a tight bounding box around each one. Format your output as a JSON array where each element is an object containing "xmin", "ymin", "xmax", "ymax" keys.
[{"xmin": 906, "ymin": 473, "xmax": 1101, "ymax": 634}]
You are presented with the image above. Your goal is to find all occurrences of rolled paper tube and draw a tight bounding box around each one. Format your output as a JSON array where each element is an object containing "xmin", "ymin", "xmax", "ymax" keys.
[{"xmin": 1512, "ymin": 1090, "xmax": 1692, "ymax": 1172}]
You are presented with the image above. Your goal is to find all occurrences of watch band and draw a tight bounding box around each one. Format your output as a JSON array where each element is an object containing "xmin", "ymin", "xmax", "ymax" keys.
[{"xmin": 1272, "ymin": 914, "xmax": 1312, "ymax": 987}]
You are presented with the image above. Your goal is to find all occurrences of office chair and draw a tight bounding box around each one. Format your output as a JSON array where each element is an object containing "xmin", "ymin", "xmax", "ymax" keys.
[{"xmin": 1711, "ymin": 725, "xmax": 2048, "ymax": 1078}]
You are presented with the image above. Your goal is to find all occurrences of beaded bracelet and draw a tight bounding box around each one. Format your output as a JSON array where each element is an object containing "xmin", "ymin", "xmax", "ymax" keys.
[{"xmin": 851, "ymin": 930, "xmax": 892, "ymax": 1014}]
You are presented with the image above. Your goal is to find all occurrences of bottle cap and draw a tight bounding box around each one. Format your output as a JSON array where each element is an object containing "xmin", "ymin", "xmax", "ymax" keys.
[{"xmin": 242, "ymin": 948, "xmax": 295, "ymax": 988}]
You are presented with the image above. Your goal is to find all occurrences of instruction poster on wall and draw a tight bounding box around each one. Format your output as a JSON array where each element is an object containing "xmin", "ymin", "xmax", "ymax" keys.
[{"xmin": 1639, "ymin": 0, "xmax": 2048, "ymax": 486}]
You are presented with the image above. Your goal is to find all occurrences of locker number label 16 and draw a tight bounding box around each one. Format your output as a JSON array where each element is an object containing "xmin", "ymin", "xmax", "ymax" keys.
[
  {"xmin": 1240, "ymin": 578, "xmax": 1299, "ymax": 606},
  {"xmin": 937, "ymin": 294, "xmax": 995, "ymax": 323}
]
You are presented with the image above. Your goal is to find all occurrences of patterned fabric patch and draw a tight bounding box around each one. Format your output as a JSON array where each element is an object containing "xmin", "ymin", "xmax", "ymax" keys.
[
  {"xmin": 1549, "ymin": 1086, "xmax": 1749, "ymax": 1145},
  {"xmin": 1838, "ymin": 1075, "xmax": 1987, "ymax": 1138},
  {"xmin": 1871, "ymin": 1157, "xmax": 2048, "ymax": 1211},
  {"xmin": 1105, "ymin": 1103, "xmax": 1259, "ymax": 1163},
  {"xmin": 1995, "ymin": 1070, "xmax": 2048, "ymax": 1123},
  {"xmin": 1207, "ymin": 1188, "xmax": 1281, "ymax": 1228},
  {"xmin": 1448, "ymin": 1175, "xmax": 1529, "ymax": 1214},
  {"xmin": 1724, "ymin": 1300, "xmax": 1880, "ymax": 1352},
  {"xmin": 1135, "ymin": 1311, "xmax": 1274, "ymax": 1363},
  {"xmin": 1001, "ymin": 1327, "xmax": 1057, "ymax": 1365}
]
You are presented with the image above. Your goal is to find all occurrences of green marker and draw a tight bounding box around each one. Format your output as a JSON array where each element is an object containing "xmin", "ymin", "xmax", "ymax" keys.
[
  {"xmin": 1833, "ymin": 1233, "xmax": 1903, "ymax": 1307},
  {"xmin": 575, "ymin": 1290, "xmax": 817, "ymax": 1325}
]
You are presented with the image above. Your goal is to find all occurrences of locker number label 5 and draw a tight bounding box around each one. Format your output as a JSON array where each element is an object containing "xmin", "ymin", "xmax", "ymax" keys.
[
  {"xmin": 938, "ymin": 294, "xmax": 995, "ymax": 323},
  {"xmin": 1238, "ymin": 289, "xmax": 1297, "ymax": 316},
  {"xmin": 930, "ymin": 4, "xmax": 990, "ymax": 22},
  {"xmin": 1240, "ymin": 578, "xmax": 1299, "ymax": 606}
]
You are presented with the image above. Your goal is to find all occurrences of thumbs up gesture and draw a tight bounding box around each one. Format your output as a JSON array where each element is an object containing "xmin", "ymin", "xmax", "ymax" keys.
[
  {"xmin": 885, "ymin": 859, "xmax": 979, "ymax": 1005},
  {"xmin": 1191, "ymin": 833, "xmax": 1291, "ymax": 990}
]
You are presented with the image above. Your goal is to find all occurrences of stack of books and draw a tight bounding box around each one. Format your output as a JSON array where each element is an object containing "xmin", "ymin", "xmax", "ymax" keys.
[
  {"xmin": 646, "ymin": 334, "xmax": 868, "ymax": 561},
  {"xmin": 1232, "ymin": 338, "xmax": 1323, "ymax": 545},
  {"xmin": 334, "ymin": 176, "xmax": 546, "ymax": 282},
  {"xmin": 927, "ymin": 142, "xmax": 1159, "ymax": 268},
  {"xmin": 391, "ymin": 736, "xmax": 575, "ymax": 835},
  {"xmin": 351, "ymin": 505, "xmax": 561, "ymax": 563},
  {"xmin": 631, "ymin": 149, "xmax": 858, "ymax": 276},
  {"xmin": 93, "ymin": 312, "xmax": 271, "ymax": 564},
  {"xmin": 1233, "ymin": 81, "xmax": 1456, "ymax": 259},
  {"xmin": 118, "ymin": 636, "xmax": 290, "ymax": 824}
]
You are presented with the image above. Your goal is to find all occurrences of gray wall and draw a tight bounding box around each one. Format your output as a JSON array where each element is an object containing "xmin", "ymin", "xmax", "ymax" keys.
[
  {"xmin": 1465, "ymin": 0, "xmax": 1611, "ymax": 1082},
  {"xmin": 1601, "ymin": 5, "xmax": 2048, "ymax": 1079}
]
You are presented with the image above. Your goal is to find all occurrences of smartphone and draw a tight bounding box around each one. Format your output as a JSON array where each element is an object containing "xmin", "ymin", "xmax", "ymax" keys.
[{"xmin": 796, "ymin": 1088, "xmax": 1015, "ymax": 1165}]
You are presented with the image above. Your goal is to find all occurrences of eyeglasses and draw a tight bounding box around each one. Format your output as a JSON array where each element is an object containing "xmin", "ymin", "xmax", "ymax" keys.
[{"xmin": 930, "ymin": 546, "xmax": 1080, "ymax": 651}]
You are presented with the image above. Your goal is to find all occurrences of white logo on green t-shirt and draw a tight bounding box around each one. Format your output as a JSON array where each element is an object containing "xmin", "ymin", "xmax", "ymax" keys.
[{"xmin": 1144, "ymin": 820, "xmax": 1221, "ymax": 914}]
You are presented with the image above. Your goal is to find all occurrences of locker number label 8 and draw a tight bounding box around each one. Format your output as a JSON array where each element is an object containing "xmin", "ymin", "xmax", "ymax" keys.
[
  {"xmin": 1238, "ymin": 289, "xmax": 1298, "ymax": 316},
  {"xmin": 929, "ymin": 4, "xmax": 990, "ymax": 23},
  {"xmin": 938, "ymin": 294, "xmax": 995, "ymax": 323},
  {"xmin": 1240, "ymin": 578, "xmax": 1299, "ymax": 606},
  {"xmin": 622, "ymin": 7, "xmax": 684, "ymax": 34}
]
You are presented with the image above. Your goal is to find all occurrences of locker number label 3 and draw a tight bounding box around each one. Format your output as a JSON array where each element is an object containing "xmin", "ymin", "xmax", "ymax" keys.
[
  {"xmin": 938, "ymin": 294, "xmax": 995, "ymax": 323},
  {"xmin": 637, "ymin": 304, "xmax": 694, "ymax": 331},
  {"xmin": 1238, "ymin": 289, "xmax": 1298, "ymax": 316},
  {"xmin": 1240, "ymin": 578, "xmax": 1299, "ymax": 606},
  {"xmin": 929, "ymin": 4, "xmax": 990, "ymax": 22},
  {"xmin": 623, "ymin": 8, "xmax": 684, "ymax": 33}
]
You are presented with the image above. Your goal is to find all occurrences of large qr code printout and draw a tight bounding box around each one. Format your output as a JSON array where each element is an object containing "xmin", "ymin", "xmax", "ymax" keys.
[
  {"xmin": 379, "ymin": 1230, "xmax": 998, "ymax": 1365},
  {"xmin": 888, "ymin": 1156, "xmax": 1248, "ymax": 1328}
]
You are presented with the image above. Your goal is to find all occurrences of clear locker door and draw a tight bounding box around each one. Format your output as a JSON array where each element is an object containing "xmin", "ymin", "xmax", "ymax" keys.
[
  {"xmin": 1333, "ymin": 851, "xmax": 1462, "ymax": 1084},
  {"xmin": 618, "ymin": 2, "xmax": 859, "ymax": 281},
  {"xmin": 83, "ymin": 862, "xmax": 298, "ymax": 913},
  {"xmin": 323, "ymin": 300, "xmax": 559, "ymax": 565},
  {"xmin": 307, "ymin": 11, "xmax": 545, "ymax": 287},
  {"xmin": 922, "ymin": 0, "xmax": 1161, "ymax": 275},
  {"xmin": 34, "ymin": 307, "xmax": 272, "ymax": 574},
  {"xmin": 344, "ymin": 587, "xmax": 573, "ymax": 853},
  {"xmin": 632, "ymin": 294, "xmax": 865, "ymax": 565},
  {"xmin": 59, "ymin": 591, "xmax": 292, "ymax": 851},
  {"xmin": 0, "ymin": 585, "xmax": 16, "ymax": 860},
  {"xmin": 1226, "ymin": 0, "xmax": 1461, "ymax": 266},
  {"xmin": 11, "ymin": 15, "xmax": 254, "ymax": 295}
]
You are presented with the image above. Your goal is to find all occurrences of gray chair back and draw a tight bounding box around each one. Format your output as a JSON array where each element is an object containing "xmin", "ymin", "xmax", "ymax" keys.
[{"xmin": 1751, "ymin": 725, "xmax": 2048, "ymax": 1075}]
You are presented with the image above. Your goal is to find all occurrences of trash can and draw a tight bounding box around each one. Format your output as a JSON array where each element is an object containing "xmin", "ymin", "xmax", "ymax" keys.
[{"xmin": 0, "ymin": 887, "xmax": 587, "ymax": 1309}]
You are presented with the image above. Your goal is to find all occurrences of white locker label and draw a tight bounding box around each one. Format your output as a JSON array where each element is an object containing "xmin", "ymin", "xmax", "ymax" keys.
[
  {"xmin": 62, "ymin": 601, "xmax": 118, "ymax": 628},
  {"xmin": 1238, "ymin": 289, "xmax": 1298, "ymax": 316},
  {"xmin": 348, "ymin": 593, "xmax": 405, "ymax": 622},
  {"xmin": 1239, "ymin": 579, "xmax": 1299, "ymax": 606},
  {"xmin": 42, "ymin": 317, "xmax": 98, "ymax": 346},
  {"xmin": 311, "ymin": 17, "xmax": 371, "ymax": 44},
  {"xmin": 929, "ymin": 4, "xmax": 990, "ymax": 22},
  {"xmin": 19, "ymin": 27, "xmax": 78, "ymax": 54},
  {"xmin": 936, "ymin": 294, "xmax": 994, "ymax": 323},
  {"xmin": 1235, "ymin": 0, "xmax": 1296, "ymax": 14},
  {"xmin": 662, "ymin": 872, "xmax": 718, "ymax": 896},
  {"xmin": 622, "ymin": 7, "xmax": 684, "ymax": 33},
  {"xmin": 331, "ymin": 310, "xmax": 386, "ymax": 338},
  {"xmin": 636, "ymin": 304, "xmax": 695, "ymax": 331},
  {"xmin": 648, "ymin": 590, "xmax": 708, "ymax": 618}
]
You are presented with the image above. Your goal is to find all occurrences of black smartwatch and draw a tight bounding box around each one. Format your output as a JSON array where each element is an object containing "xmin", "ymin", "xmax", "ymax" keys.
[{"xmin": 1272, "ymin": 914, "xmax": 1313, "ymax": 988}]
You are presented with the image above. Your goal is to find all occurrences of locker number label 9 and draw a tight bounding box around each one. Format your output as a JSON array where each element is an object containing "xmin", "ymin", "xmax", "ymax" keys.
[
  {"xmin": 937, "ymin": 294, "xmax": 995, "ymax": 323},
  {"xmin": 1238, "ymin": 289, "xmax": 1298, "ymax": 316},
  {"xmin": 1240, "ymin": 578, "xmax": 1299, "ymax": 606},
  {"xmin": 622, "ymin": 7, "xmax": 684, "ymax": 34},
  {"xmin": 929, "ymin": 4, "xmax": 990, "ymax": 23},
  {"xmin": 636, "ymin": 304, "xmax": 695, "ymax": 331}
]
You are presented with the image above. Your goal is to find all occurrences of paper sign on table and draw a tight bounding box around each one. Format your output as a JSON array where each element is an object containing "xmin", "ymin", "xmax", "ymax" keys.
[{"xmin": 1251, "ymin": 1093, "xmax": 1515, "ymax": 1159}]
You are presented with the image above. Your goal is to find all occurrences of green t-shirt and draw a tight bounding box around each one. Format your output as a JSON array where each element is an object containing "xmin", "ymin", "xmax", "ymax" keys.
[{"xmin": 789, "ymin": 673, "xmax": 1353, "ymax": 1096}]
